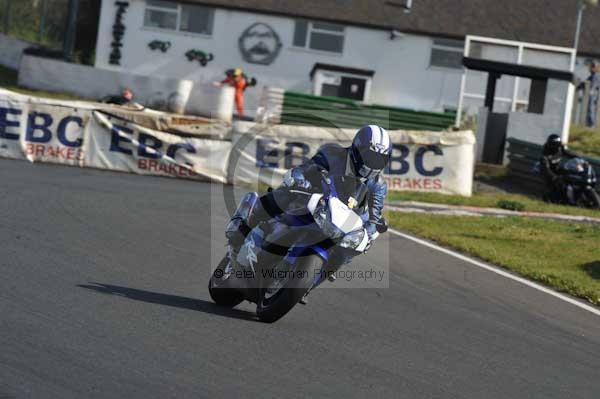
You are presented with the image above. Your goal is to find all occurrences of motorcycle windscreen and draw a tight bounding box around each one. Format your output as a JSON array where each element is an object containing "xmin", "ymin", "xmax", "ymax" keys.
[
  {"xmin": 560, "ymin": 158, "xmax": 586, "ymax": 174},
  {"xmin": 330, "ymin": 175, "xmax": 368, "ymax": 210}
]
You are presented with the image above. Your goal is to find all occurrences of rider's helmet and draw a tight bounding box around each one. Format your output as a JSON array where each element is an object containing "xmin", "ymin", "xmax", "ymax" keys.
[
  {"xmin": 543, "ymin": 134, "xmax": 563, "ymax": 156},
  {"xmin": 350, "ymin": 125, "xmax": 392, "ymax": 178}
]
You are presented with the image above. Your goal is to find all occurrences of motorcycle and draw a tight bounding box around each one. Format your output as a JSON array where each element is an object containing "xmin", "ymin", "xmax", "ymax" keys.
[
  {"xmin": 537, "ymin": 158, "xmax": 600, "ymax": 209},
  {"xmin": 208, "ymin": 171, "xmax": 387, "ymax": 323}
]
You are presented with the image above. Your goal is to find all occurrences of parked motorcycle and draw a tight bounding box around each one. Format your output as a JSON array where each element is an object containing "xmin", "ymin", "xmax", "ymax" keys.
[
  {"xmin": 209, "ymin": 171, "xmax": 387, "ymax": 323},
  {"xmin": 537, "ymin": 157, "xmax": 600, "ymax": 209}
]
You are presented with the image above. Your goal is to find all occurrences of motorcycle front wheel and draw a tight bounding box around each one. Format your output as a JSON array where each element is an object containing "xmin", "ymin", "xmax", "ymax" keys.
[
  {"xmin": 256, "ymin": 255, "xmax": 324, "ymax": 323},
  {"xmin": 208, "ymin": 256, "xmax": 245, "ymax": 307}
]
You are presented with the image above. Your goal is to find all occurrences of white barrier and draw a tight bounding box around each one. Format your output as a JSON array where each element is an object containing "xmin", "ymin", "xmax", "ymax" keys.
[
  {"xmin": 230, "ymin": 122, "xmax": 475, "ymax": 196},
  {"xmin": 0, "ymin": 90, "xmax": 231, "ymax": 182},
  {"xmin": 0, "ymin": 34, "xmax": 31, "ymax": 70},
  {"xmin": 85, "ymin": 112, "xmax": 230, "ymax": 182},
  {"xmin": 18, "ymin": 55, "xmax": 235, "ymax": 122},
  {"xmin": 0, "ymin": 90, "xmax": 476, "ymax": 196}
]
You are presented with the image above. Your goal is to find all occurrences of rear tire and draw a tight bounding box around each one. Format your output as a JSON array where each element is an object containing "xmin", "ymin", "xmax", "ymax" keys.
[
  {"xmin": 256, "ymin": 255, "xmax": 324, "ymax": 323},
  {"xmin": 208, "ymin": 256, "xmax": 244, "ymax": 307},
  {"xmin": 586, "ymin": 190, "xmax": 600, "ymax": 209}
]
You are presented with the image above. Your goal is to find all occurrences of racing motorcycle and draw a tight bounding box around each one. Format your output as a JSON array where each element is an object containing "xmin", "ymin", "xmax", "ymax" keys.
[
  {"xmin": 208, "ymin": 170, "xmax": 387, "ymax": 323},
  {"xmin": 537, "ymin": 157, "xmax": 600, "ymax": 209}
]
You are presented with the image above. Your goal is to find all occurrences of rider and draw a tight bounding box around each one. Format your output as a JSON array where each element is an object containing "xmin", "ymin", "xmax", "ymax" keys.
[
  {"xmin": 228, "ymin": 124, "xmax": 390, "ymax": 248},
  {"xmin": 541, "ymin": 134, "xmax": 578, "ymax": 202}
]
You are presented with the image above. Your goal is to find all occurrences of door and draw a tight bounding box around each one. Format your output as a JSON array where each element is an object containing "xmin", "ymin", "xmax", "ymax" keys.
[
  {"xmin": 339, "ymin": 77, "xmax": 366, "ymax": 101},
  {"xmin": 482, "ymin": 113, "xmax": 509, "ymax": 164}
]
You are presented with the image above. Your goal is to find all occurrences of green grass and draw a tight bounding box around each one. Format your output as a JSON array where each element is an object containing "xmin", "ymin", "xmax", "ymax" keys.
[
  {"xmin": 388, "ymin": 163, "xmax": 600, "ymax": 217},
  {"xmin": 569, "ymin": 126, "xmax": 600, "ymax": 159},
  {"xmin": 387, "ymin": 190, "xmax": 600, "ymax": 218},
  {"xmin": 0, "ymin": 65, "xmax": 86, "ymax": 101},
  {"xmin": 387, "ymin": 212, "xmax": 600, "ymax": 305}
]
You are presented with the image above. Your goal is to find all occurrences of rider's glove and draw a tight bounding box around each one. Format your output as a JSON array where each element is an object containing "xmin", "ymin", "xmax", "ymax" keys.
[{"xmin": 282, "ymin": 168, "xmax": 312, "ymax": 190}]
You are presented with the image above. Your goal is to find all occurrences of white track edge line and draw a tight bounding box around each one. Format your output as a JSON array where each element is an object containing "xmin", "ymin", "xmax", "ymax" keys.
[{"xmin": 388, "ymin": 228, "xmax": 600, "ymax": 317}]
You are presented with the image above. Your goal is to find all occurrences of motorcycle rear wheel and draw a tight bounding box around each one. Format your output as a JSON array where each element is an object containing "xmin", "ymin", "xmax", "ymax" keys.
[
  {"xmin": 208, "ymin": 256, "xmax": 245, "ymax": 307},
  {"xmin": 585, "ymin": 190, "xmax": 600, "ymax": 209},
  {"xmin": 256, "ymin": 255, "xmax": 324, "ymax": 323}
]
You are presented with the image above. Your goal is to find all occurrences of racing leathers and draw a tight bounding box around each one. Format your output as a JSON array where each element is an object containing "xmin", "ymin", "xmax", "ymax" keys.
[
  {"xmin": 294, "ymin": 143, "xmax": 388, "ymax": 239},
  {"xmin": 232, "ymin": 142, "xmax": 388, "ymax": 245},
  {"xmin": 541, "ymin": 145, "xmax": 578, "ymax": 203}
]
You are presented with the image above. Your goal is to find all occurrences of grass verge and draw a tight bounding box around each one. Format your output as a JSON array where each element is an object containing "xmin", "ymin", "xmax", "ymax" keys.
[
  {"xmin": 0, "ymin": 65, "xmax": 86, "ymax": 101},
  {"xmin": 388, "ymin": 163, "xmax": 600, "ymax": 218},
  {"xmin": 387, "ymin": 190, "xmax": 600, "ymax": 218},
  {"xmin": 387, "ymin": 212, "xmax": 600, "ymax": 305},
  {"xmin": 569, "ymin": 125, "xmax": 600, "ymax": 159}
]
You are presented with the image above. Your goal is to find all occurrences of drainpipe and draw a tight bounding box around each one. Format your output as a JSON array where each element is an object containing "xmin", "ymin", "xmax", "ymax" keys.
[
  {"xmin": 63, "ymin": 0, "xmax": 80, "ymax": 61},
  {"xmin": 574, "ymin": 0, "xmax": 599, "ymax": 53}
]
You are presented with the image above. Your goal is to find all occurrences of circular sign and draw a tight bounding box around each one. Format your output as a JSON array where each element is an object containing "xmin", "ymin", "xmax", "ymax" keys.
[{"xmin": 238, "ymin": 22, "xmax": 283, "ymax": 65}]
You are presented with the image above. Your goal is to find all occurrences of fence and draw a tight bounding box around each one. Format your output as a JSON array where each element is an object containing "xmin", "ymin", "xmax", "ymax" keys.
[
  {"xmin": 257, "ymin": 88, "xmax": 456, "ymax": 132},
  {"xmin": 281, "ymin": 91, "xmax": 456, "ymax": 131}
]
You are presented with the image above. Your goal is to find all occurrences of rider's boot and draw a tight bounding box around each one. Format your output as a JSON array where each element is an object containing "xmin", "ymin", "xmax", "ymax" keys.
[
  {"xmin": 226, "ymin": 192, "xmax": 259, "ymax": 248},
  {"xmin": 299, "ymin": 293, "xmax": 309, "ymax": 305}
]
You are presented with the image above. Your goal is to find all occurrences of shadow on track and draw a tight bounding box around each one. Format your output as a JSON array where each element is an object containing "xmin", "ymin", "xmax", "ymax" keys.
[{"xmin": 78, "ymin": 282, "xmax": 257, "ymax": 321}]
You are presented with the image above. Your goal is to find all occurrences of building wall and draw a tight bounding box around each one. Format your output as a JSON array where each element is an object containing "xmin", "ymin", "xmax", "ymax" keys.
[
  {"xmin": 18, "ymin": 54, "xmax": 235, "ymax": 121},
  {"xmin": 95, "ymin": 0, "xmax": 462, "ymax": 116}
]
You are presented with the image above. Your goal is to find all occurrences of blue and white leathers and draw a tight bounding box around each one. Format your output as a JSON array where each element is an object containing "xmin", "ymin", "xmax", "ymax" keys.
[{"xmin": 294, "ymin": 141, "xmax": 388, "ymax": 239}]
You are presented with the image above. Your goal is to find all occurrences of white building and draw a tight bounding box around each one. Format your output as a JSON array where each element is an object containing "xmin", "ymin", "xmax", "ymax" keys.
[{"xmin": 93, "ymin": 0, "xmax": 600, "ymax": 117}]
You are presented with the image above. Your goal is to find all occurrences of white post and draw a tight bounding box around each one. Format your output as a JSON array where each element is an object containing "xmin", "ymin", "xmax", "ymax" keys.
[
  {"xmin": 455, "ymin": 38, "xmax": 471, "ymax": 127},
  {"xmin": 574, "ymin": 2, "xmax": 585, "ymax": 51},
  {"xmin": 510, "ymin": 45, "xmax": 524, "ymax": 112},
  {"xmin": 563, "ymin": 83, "xmax": 575, "ymax": 143}
]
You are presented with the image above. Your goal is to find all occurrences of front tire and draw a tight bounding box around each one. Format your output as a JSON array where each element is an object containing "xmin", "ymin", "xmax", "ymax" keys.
[
  {"xmin": 256, "ymin": 255, "xmax": 324, "ymax": 323},
  {"xmin": 208, "ymin": 256, "xmax": 244, "ymax": 307}
]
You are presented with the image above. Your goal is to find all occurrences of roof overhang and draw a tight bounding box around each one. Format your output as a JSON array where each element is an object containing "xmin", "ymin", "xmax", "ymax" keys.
[
  {"xmin": 309, "ymin": 63, "xmax": 375, "ymax": 79},
  {"xmin": 462, "ymin": 57, "xmax": 574, "ymax": 82}
]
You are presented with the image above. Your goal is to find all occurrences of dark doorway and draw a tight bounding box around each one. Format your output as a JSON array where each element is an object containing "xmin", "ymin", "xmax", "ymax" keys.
[
  {"xmin": 339, "ymin": 77, "xmax": 366, "ymax": 101},
  {"xmin": 482, "ymin": 113, "xmax": 509, "ymax": 164}
]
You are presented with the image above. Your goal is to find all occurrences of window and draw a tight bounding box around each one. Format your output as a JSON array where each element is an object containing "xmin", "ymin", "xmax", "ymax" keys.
[
  {"xmin": 429, "ymin": 38, "xmax": 464, "ymax": 70},
  {"xmin": 144, "ymin": 0, "xmax": 214, "ymax": 35},
  {"xmin": 293, "ymin": 20, "xmax": 345, "ymax": 54}
]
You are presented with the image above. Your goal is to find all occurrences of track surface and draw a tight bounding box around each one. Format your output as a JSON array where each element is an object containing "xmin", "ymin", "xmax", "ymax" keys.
[{"xmin": 1, "ymin": 159, "xmax": 599, "ymax": 398}]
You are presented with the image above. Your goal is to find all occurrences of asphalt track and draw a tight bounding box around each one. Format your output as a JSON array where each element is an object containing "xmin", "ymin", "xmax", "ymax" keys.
[{"xmin": 1, "ymin": 158, "xmax": 599, "ymax": 399}]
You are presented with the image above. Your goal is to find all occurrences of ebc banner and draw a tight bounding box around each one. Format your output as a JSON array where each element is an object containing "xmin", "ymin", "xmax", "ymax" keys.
[
  {"xmin": 0, "ymin": 98, "xmax": 89, "ymax": 166},
  {"xmin": 230, "ymin": 122, "xmax": 475, "ymax": 196},
  {"xmin": 85, "ymin": 112, "xmax": 231, "ymax": 183}
]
